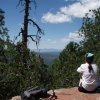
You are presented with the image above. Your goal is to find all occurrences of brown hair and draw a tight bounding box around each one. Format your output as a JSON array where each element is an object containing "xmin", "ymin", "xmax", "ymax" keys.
[
  {"xmin": 88, "ymin": 64, "xmax": 93, "ymax": 73},
  {"xmin": 86, "ymin": 57, "xmax": 94, "ymax": 73}
]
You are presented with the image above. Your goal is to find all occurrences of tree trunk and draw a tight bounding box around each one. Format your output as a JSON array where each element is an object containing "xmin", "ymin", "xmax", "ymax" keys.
[{"xmin": 22, "ymin": 0, "xmax": 29, "ymax": 66}]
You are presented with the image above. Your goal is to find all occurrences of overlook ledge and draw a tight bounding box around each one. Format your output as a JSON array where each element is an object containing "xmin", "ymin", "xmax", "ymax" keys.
[{"xmin": 11, "ymin": 87, "xmax": 100, "ymax": 100}]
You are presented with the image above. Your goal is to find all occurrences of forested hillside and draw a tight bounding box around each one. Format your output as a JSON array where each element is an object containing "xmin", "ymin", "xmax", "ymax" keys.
[
  {"xmin": 0, "ymin": 1, "xmax": 100, "ymax": 100},
  {"xmin": 36, "ymin": 51, "xmax": 60, "ymax": 65}
]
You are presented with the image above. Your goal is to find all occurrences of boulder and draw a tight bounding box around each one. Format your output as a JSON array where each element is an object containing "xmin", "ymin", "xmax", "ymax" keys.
[{"xmin": 10, "ymin": 96, "xmax": 21, "ymax": 100}]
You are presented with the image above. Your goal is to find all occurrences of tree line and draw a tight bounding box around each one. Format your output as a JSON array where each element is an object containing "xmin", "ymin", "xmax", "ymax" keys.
[{"xmin": 0, "ymin": 0, "xmax": 100, "ymax": 99}]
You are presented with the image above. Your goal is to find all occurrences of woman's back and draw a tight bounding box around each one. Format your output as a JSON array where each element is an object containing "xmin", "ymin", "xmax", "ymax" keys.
[{"xmin": 77, "ymin": 63, "xmax": 100, "ymax": 91}]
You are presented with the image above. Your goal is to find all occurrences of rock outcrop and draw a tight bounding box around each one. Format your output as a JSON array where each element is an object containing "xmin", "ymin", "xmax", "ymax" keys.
[
  {"xmin": 50, "ymin": 87, "xmax": 100, "ymax": 100},
  {"xmin": 10, "ymin": 87, "xmax": 100, "ymax": 100}
]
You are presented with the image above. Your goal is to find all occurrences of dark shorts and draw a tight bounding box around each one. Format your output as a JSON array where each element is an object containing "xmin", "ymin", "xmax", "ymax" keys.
[
  {"xmin": 78, "ymin": 83, "xmax": 97, "ymax": 93},
  {"xmin": 78, "ymin": 86, "xmax": 96, "ymax": 93}
]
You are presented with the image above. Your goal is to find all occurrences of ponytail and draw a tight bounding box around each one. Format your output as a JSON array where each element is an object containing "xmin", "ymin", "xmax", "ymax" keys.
[
  {"xmin": 85, "ymin": 53, "xmax": 94, "ymax": 73},
  {"xmin": 88, "ymin": 64, "xmax": 93, "ymax": 73}
]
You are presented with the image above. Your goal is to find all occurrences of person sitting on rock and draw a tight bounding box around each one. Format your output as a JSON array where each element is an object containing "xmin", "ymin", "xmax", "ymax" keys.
[{"xmin": 77, "ymin": 53, "xmax": 100, "ymax": 93}]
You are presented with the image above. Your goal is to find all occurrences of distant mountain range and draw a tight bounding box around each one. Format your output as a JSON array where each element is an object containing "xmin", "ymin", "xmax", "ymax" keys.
[
  {"xmin": 34, "ymin": 48, "xmax": 62, "ymax": 53},
  {"xmin": 35, "ymin": 49, "xmax": 62, "ymax": 65}
]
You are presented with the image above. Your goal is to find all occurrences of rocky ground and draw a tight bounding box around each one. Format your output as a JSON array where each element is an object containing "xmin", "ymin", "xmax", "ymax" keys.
[
  {"xmin": 49, "ymin": 87, "xmax": 100, "ymax": 100},
  {"xmin": 11, "ymin": 87, "xmax": 100, "ymax": 100}
]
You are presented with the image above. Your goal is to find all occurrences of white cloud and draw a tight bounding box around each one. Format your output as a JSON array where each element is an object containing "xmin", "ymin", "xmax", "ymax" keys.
[
  {"xmin": 60, "ymin": 2, "xmax": 86, "ymax": 18},
  {"xmin": 42, "ymin": 0, "xmax": 100, "ymax": 23},
  {"xmin": 68, "ymin": 31, "xmax": 84, "ymax": 41},
  {"xmin": 42, "ymin": 12, "xmax": 71, "ymax": 24},
  {"xmin": 61, "ymin": 38, "xmax": 70, "ymax": 43},
  {"xmin": 61, "ymin": 31, "xmax": 84, "ymax": 43}
]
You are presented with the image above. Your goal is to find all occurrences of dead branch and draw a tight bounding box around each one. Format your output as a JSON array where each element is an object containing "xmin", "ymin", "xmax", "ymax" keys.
[
  {"xmin": 28, "ymin": 35, "xmax": 36, "ymax": 42},
  {"xmin": 28, "ymin": 34, "xmax": 40, "ymax": 41},
  {"xmin": 28, "ymin": 19, "xmax": 44, "ymax": 34},
  {"xmin": 27, "ymin": 34, "xmax": 36, "ymax": 37},
  {"xmin": 13, "ymin": 28, "xmax": 23, "ymax": 43},
  {"xmin": 28, "ymin": 19, "xmax": 44, "ymax": 45}
]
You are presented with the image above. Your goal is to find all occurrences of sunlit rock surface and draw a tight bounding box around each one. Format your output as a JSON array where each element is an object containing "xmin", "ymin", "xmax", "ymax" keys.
[{"xmin": 11, "ymin": 87, "xmax": 100, "ymax": 100}]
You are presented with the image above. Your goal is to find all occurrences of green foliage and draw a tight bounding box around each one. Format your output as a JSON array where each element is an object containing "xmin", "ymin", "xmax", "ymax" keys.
[
  {"xmin": 79, "ymin": 7, "xmax": 100, "ymax": 75},
  {"xmin": 80, "ymin": 7, "xmax": 100, "ymax": 53},
  {"xmin": 50, "ymin": 42, "xmax": 82, "ymax": 88},
  {"xmin": 0, "ymin": 8, "xmax": 50, "ymax": 100},
  {"xmin": 50, "ymin": 7, "xmax": 100, "ymax": 89},
  {"xmin": 0, "ymin": 48, "xmax": 51, "ymax": 99}
]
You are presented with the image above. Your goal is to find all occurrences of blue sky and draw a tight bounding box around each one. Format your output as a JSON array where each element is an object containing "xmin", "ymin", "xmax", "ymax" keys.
[{"xmin": 0, "ymin": 0, "xmax": 100, "ymax": 50}]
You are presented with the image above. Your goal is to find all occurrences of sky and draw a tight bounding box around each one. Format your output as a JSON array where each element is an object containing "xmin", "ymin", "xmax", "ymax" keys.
[{"xmin": 0, "ymin": 0, "xmax": 100, "ymax": 50}]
